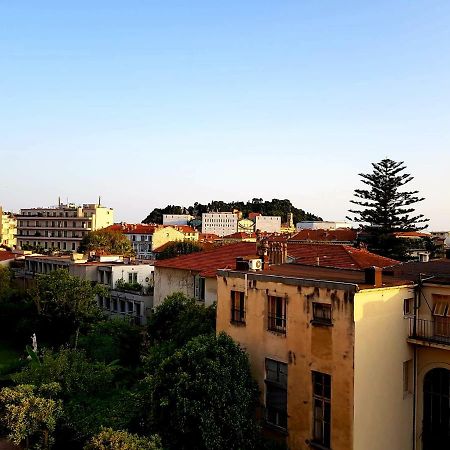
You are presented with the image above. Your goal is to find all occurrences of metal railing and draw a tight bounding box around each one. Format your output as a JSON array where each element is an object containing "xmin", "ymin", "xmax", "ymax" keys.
[
  {"xmin": 409, "ymin": 317, "xmax": 450, "ymax": 345},
  {"xmin": 268, "ymin": 314, "xmax": 286, "ymax": 334}
]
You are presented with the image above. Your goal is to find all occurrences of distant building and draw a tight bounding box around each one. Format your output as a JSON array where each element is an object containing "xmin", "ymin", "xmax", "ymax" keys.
[
  {"xmin": 201, "ymin": 212, "xmax": 238, "ymax": 237},
  {"xmin": 296, "ymin": 221, "xmax": 350, "ymax": 231},
  {"xmin": 255, "ymin": 215, "xmax": 281, "ymax": 233},
  {"xmin": 162, "ymin": 214, "xmax": 194, "ymax": 226},
  {"xmin": 237, "ymin": 218, "xmax": 255, "ymax": 233},
  {"xmin": 0, "ymin": 206, "xmax": 17, "ymax": 248},
  {"xmin": 16, "ymin": 202, "xmax": 114, "ymax": 252}
]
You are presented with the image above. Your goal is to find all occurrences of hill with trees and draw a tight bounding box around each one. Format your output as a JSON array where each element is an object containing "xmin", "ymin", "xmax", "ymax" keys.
[{"xmin": 142, "ymin": 198, "xmax": 321, "ymax": 225}]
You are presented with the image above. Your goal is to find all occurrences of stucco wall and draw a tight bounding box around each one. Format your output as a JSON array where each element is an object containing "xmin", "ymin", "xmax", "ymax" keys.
[
  {"xmin": 353, "ymin": 286, "xmax": 414, "ymax": 450},
  {"xmin": 216, "ymin": 274, "xmax": 355, "ymax": 450}
]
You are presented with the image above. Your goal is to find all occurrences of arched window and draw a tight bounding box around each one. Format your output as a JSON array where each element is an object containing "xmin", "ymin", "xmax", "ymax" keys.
[{"xmin": 423, "ymin": 368, "xmax": 450, "ymax": 450}]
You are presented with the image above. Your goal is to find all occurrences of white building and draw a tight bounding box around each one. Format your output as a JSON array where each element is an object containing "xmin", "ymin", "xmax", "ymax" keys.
[
  {"xmin": 296, "ymin": 221, "xmax": 350, "ymax": 231},
  {"xmin": 255, "ymin": 215, "xmax": 281, "ymax": 233},
  {"xmin": 201, "ymin": 212, "xmax": 238, "ymax": 237},
  {"xmin": 162, "ymin": 214, "xmax": 194, "ymax": 226}
]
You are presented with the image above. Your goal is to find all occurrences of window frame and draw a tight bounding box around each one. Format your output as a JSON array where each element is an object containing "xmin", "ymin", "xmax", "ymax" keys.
[
  {"xmin": 231, "ymin": 290, "xmax": 246, "ymax": 324},
  {"xmin": 312, "ymin": 302, "xmax": 332, "ymax": 326},
  {"xmin": 312, "ymin": 371, "xmax": 331, "ymax": 449},
  {"xmin": 268, "ymin": 295, "xmax": 287, "ymax": 334},
  {"xmin": 265, "ymin": 358, "xmax": 288, "ymax": 431}
]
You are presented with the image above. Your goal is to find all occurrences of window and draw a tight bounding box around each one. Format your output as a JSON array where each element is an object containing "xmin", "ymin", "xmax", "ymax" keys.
[
  {"xmin": 194, "ymin": 275, "xmax": 206, "ymax": 302},
  {"xmin": 312, "ymin": 303, "xmax": 332, "ymax": 325},
  {"xmin": 268, "ymin": 296, "xmax": 286, "ymax": 334},
  {"xmin": 404, "ymin": 298, "xmax": 414, "ymax": 316},
  {"xmin": 128, "ymin": 272, "xmax": 138, "ymax": 284},
  {"xmin": 231, "ymin": 290, "xmax": 245, "ymax": 324},
  {"xmin": 403, "ymin": 360, "xmax": 412, "ymax": 395},
  {"xmin": 312, "ymin": 371, "xmax": 331, "ymax": 448},
  {"xmin": 265, "ymin": 359, "xmax": 287, "ymax": 430}
]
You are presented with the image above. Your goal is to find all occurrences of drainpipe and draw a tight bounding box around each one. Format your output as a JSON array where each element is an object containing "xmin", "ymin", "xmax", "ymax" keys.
[{"xmin": 413, "ymin": 345, "xmax": 417, "ymax": 450}]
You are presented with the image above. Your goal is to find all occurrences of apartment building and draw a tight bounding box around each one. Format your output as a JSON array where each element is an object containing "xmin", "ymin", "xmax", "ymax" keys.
[
  {"xmin": 201, "ymin": 212, "xmax": 238, "ymax": 237},
  {"xmin": 0, "ymin": 206, "xmax": 17, "ymax": 248},
  {"xmin": 17, "ymin": 254, "xmax": 154, "ymax": 325},
  {"xmin": 255, "ymin": 215, "xmax": 282, "ymax": 233},
  {"xmin": 162, "ymin": 214, "xmax": 194, "ymax": 226},
  {"xmin": 16, "ymin": 203, "xmax": 114, "ymax": 252},
  {"xmin": 216, "ymin": 261, "xmax": 416, "ymax": 450}
]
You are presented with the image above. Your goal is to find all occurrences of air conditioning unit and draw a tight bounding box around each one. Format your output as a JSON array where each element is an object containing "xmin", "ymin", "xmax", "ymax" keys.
[{"xmin": 248, "ymin": 258, "xmax": 263, "ymax": 271}]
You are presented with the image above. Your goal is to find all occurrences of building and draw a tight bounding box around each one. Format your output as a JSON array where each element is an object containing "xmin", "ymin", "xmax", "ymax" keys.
[
  {"xmin": 297, "ymin": 221, "xmax": 350, "ymax": 231},
  {"xmin": 162, "ymin": 214, "xmax": 194, "ymax": 226},
  {"xmin": 255, "ymin": 215, "xmax": 281, "ymax": 233},
  {"xmin": 16, "ymin": 254, "xmax": 154, "ymax": 324},
  {"xmin": 0, "ymin": 207, "xmax": 17, "ymax": 249},
  {"xmin": 237, "ymin": 218, "xmax": 255, "ymax": 233},
  {"xmin": 16, "ymin": 202, "xmax": 114, "ymax": 252},
  {"xmin": 216, "ymin": 261, "xmax": 416, "ymax": 450},
  {"xmin": 201, "ymin": 212, "xmax": 238, "ymax": 237},
  {"xmin": 108, "ymin": 223, "xmax": 198, "ymax": 260},
  {"xmin": 153, "ymin": 241, "xmax": 398, "ymax": 308}
]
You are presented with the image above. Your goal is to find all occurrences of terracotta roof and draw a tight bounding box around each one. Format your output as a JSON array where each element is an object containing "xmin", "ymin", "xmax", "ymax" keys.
[
  {"xmin": 248, "ymin": 212, "xmax": 261, "ymax": 220},
  {"xmin": 223, "ymin": 232, "xmax": 257, "ymax": 239},
  {"xmin": 174, "ymin": 225, "xmax": 197, "ymax": 233},
  {"xmin": 0, "ymin": 251, "xmax": 17, "ymax": 262},
  {"xmin": 154, "ymin": 242, "xmax": 257, "ymax": 277},
  {"xmin": 198, "ymin": 233, "xmax": 220, "ymax": 241},
  {"xmin": 389, "ymin": 259, "xmax": 450, "ymax": 284},
  {"xmin": 288, "ymin": 229, "xmax": 357, "ymax": 242},
  {"xmin": 393, "ymin": 231, "xmax": 431, "ymax": 238},
  {"xmin": 287, "ymin": 243, "xmax": 398, "ymax": 269}
]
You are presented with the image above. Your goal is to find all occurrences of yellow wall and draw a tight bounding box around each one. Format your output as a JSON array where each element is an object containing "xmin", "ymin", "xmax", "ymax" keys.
[
  {"xmin": 152, "ymin": 227, "xmax": 185, "ymax": 251},
  {"xmin": 353, "ymin": 286, "xmax": 415, "ymax": 450},
  {"xmin": 216, "ymin": 273, "xmax": 355, "ymax": 450}
]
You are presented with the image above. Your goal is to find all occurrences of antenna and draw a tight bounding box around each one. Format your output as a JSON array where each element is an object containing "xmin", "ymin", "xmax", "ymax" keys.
[{"xmin": 98, "ymin": 196, "xmax": 101, "ymax": 206}]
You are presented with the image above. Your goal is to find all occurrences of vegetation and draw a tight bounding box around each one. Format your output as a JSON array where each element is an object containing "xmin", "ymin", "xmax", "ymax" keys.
[
  {"xmin": 155, "ymin": 241, "xmax": 203, "ymax": 260},
  {"xmin": 348, "ymin": 158, "xmax": 430, "ymax": 259},
  {"xmin": 84, "ymin": 428, "xmax": 162, "ymax": 450},
  {"xmin": 78, "ymin": 229, "xmax": 133, "ymax": 256},
  {"xmin": 142, "ymin": 198, "xmax": 321, "ymax": 225}
]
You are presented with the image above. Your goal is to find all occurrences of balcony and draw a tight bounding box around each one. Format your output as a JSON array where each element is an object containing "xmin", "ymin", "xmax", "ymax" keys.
[{"xmin": 408, "ymin": 317, "xmax": 450, "ymax": 348}]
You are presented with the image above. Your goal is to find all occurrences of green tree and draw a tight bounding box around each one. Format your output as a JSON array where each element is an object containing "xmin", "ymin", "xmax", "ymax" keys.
[
  {"xmin": 0, "ymin": 383, "xmax": 63, "ymax": 449},
  {"xmin": 84, "ymin": 428, "xmax": 162, "ymax": 450},
  {"xmin": 155, "ymin": 241, "xmax": 203, "ymax": 260},
  {"xmin": 0, "ymin": 266, "xmax": 13, "ymax": 300},
  {"xmin": 78, "ymin": 229, "xmax": 133, "ymax": 256},
  {"xmin": 146, "ymin": 333, "xmax": 260, "ymax": 450},
  {"xmin": 31, "ymin": 269, "xmax": 106, "ymax": 345},
  {"xmin": 348, "ymin": 158, "xmax": 429, "ymax": 259},
  {"xmin": 348, "ymin": 158, "xmax": 428, "ymax": 232}
]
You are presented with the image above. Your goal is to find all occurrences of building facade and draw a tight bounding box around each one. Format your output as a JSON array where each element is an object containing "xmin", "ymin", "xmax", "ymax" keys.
[
  {"xmin": 0, "ymin": 207, "xmax": 17, "ymax": 248},
  {"xmin": 16, "ymin": 203, "xmax": 114, "ymax": 252},
  {"xmin": 162, "ymin": 214, "xmax": 194, "ymax": 226},
  {"xmin": 255, "ymin": 215, "xmax": 282, "ymax": 233},
  {"xmin": 201, "ymin": 212, "xmax": 238, "ymax": 237}
]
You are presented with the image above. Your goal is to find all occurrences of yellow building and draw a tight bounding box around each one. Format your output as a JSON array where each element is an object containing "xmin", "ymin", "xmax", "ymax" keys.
[
  {"xmin": 0, "ymin": 206, "xmax": 17, "ymax": 248},
  {"xmin": 216, "ymin": 261, "xmax": 418, "ymax": 450},
  {"xmin": 16, "ymin": 202, "xmax": 114, "ymax": 252}
]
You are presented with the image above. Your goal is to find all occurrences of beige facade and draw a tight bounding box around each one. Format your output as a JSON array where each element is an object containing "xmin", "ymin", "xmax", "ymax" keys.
[
  {"xmin": 216, "ymin": 265, "xmax": 417, "ymax": 450},
  {"xmin": 16, "ymin": 203, "xmax": 114, "ymax": 252},
  {"xmin": 151, "ymin": 226, "xmax": 186, "ymax": 251},
  {"xmin": 153, "ymin": 266, "xmax": 216, "ymax": 306},
  {"xmin": 202, "ymin": 212, "xmax": 238, "ymax": 237},
  {"xmin": 0, "ymin": 207, "xmax": 17, "ymax": 248}
]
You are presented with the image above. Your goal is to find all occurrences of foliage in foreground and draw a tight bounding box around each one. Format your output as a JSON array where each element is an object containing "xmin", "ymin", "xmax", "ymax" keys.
[
  {"xmin": 84, "ymin": 428, "xmax": 162, "ymax": 450},
  {"xmin": 146, "ymin": 332, "xmax": 260, "ymax": 450}
]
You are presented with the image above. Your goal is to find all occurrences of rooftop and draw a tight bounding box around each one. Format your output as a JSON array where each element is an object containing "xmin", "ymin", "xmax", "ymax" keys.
[
  {"xmin": 390, "ymin": 258, "xmax": 450, "ymax": 284},
  {"xmin": 288, "ymin": 228, "xmax": 357, "ymax": 242}
]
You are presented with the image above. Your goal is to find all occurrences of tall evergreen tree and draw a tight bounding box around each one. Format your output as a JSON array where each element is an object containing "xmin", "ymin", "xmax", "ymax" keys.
[{"xmin": 347, "ymin": 158, "xmax": 428, "ymax": 232}]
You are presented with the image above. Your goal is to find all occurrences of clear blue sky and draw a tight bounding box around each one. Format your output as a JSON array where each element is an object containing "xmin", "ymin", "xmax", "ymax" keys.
[{"xmin": 1, "ymin": 1, "xmax": 449, "ymax": 229}]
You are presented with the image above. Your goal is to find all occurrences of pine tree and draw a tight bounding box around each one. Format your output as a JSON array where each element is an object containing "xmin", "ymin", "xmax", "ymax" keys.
[{"xmin": 347, "ymin": 158, "xmax": 429, "ymax": 232}]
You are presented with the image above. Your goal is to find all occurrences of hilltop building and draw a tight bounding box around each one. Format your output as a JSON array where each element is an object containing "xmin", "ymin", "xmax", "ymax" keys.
[
  {"xmin": 162, "ymin": 214, "xmax": 194, "ymax": 226},
  {"xmin": 201, "ymin": 212, "xmax": 238, "ymax": 237}
]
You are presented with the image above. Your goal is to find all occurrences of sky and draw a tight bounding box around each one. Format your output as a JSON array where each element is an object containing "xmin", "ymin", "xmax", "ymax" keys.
[{"xmin": 1, "ymin": 1, "xmax": 449, "ymax": 229}]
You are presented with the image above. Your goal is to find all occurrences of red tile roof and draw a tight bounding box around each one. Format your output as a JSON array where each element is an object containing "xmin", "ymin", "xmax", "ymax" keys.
[
  {"xmin": 287, "ymin": 243, "xmax": 398, "ymax": 269},
  {"xmin": 0, "ymin": 251, "xmax": 17, "ymax": 262},
  {"xmin": 173, "ymin": 225, "xmax": 197, "ymax": 233},
  {"xmin": 288, "ymin": 229, "xmax": 357, "ymax": 242},
  {"xmin": 223, "ymin": 232, "xmax": 257, "ymax": 239},
  {"xmin": 154, "ymin": 242, "xmax": 257, "ymax": 277},
  {"xmin": 393, "ymin": 231, "xmax": 431, "ymax": 238}
]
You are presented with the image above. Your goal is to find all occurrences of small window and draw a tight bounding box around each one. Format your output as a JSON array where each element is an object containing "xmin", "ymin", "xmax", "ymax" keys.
[
  {"xmin": 433, "ymin": 302, "xmax": 449, "ymax": 317},
  {"xmin": 268, "ymin": 296, "xmax": 286, "ymax": 334},
  {"xmin": 194, "ymin": 275, "xmax": 206, "ymax": 302},
  {"xmin": 265, "ymin": 359, "xmax": 287, "ymax": 430},
  {"xmin": 231, "ymin": 291, "xmax": 245, "ymax": 324},
  {"xmin": 312, "ymin": 371, "xmax": 331, "ymax": 448},
  {"xmin": 312, "ymin": 303, "xmax": 332, "ymax": 325},
  {"xmin": 403, "ymin": 298, "xmax": 414, "ymax": 316}
]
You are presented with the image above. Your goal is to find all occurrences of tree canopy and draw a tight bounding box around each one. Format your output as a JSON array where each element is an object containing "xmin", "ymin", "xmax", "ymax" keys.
[
  {"xmin": 155, "ymin": 241, "xmax": 203, "ymax": 260},
  {"xmin": 84, "ymin": 428, "xmax": 162, "ymax": 450},
  {"xmin": 78, "ymin": 229, "xmax": 133, "ymax": 256},
  {"xmin": 145, "ymin": 333, "xmax": 260, "ymax": 450},
  {"xmin": 348, "ymin": 158, "xmax": 428, "ymax": 232},
  {"xmin": 142, "ymin": 198, "xmax": 321, "ymax": 225}
]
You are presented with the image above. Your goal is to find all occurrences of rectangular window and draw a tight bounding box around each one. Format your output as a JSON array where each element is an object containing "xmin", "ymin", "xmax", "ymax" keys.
[
  {"xmin": 403, "ymin": 360, "xmax": 412, "ymax": 395},
  {"xmin": 403, "ymin": 298, "xmax": 414, "ymax": 316},
  {"xmin": 128, "ymin": 273, "xmax": 133, "ymax": 283},
  {"xmin": 268, "ymin": 296, "xmax": 286, "ymax": 334},
  {"xmin": 265, "ymin": 359, "xmax": 287, "ymax": 430},
  {"xmin": 231, "ymin": 290, "xmax": 245, "ymax": 324},
  {"xmin": 312, "ymin": 303, "xmax": 332, "ymax": 325},
  {"xmin": 312, "ymin": 371, "xmax": 331, "ymax": 448},
  {"xmin": 194, "ymin": 275, "xmax": 206, "ymax": 302}
]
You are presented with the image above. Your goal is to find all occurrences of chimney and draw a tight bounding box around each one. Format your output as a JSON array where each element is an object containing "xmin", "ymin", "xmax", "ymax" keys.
[
  {"xmin": 268, "ymin": 241, "xmax": 287, "ymax": 265},
  {"xmin": 364, "ymin": 266, "xmax": 383, "ymax": 287},
  {"xmin": 235, "ymin": 257, "xmax": 249, "ymax": 271}
]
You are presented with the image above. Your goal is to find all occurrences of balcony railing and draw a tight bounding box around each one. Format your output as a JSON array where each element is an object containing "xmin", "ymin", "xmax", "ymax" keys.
[{"xmin": 409, "ymin": 317, "xmax": 450, "ymax": 346}]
